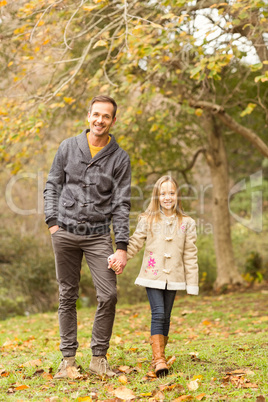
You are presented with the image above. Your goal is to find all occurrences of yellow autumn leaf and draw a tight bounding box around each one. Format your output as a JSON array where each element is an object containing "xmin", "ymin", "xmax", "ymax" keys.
[
  {"xmin": 8, "ymin": 61, "xmax": 13, "ymax": 67},
  {"xmin": 38, "ymin": 20, "xmax": 45, "ymax": 26},
  {"xmin": 93, "ymin": 40, "xmax": 107, "ymax": 49},
  {"xmin": 195, "ymin": 108, "xmax": 203, "ymax": 117},
  {"xmin": 63, "ymin": 97, "xmax": 76, "ymax": 104},
  {"xmin": 83, "ymin": 5, "xmax": 97, "ymax": 11},
  {"xmin": 78, "ymin": 397, "xmax": 92, "ymax": 402},
  {"xmin": 150, "ymin": 123, "xmax": 159, "ymax": 132},
  {"xmin": 118, "ymin": 374, "xmax": 128, "ymax": 384},
  {"xmin": 0, "ymin": 0, "xmax": 7, "ymax": 6},
  {"xmin": 43, "ymin": 39, "xmax": 50, "ymax": 45},
  {"xmin": 34, "ymin": 47, "xmax": 40, "ymax": 52}
]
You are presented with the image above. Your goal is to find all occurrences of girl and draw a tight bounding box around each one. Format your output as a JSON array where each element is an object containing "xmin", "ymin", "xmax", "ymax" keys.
[{"xmin": 110, "ymin": 176, "xmax": 199, "ymax": 377}]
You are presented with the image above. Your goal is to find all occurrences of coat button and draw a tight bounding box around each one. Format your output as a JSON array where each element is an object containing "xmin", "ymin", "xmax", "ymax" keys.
[{"xmin": 164, "ymin": 253, "xmax": 171, "ymax": 258}]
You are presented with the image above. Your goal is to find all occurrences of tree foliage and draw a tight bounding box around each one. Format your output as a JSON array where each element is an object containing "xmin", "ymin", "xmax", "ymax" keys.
[
  {"xmin": 1, "ymin": 0, "xmax": 267, "ymax": 288},
  {"xmin": 1, "ymin": 0, "xmax": 267, "ymax": 172}
]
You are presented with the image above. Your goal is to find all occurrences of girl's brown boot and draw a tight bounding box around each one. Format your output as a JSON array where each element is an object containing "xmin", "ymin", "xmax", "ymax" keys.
[
  {"xmin": 150, "ymin": 334, "xmax": 168, "ymax": 377},
  {"xmin": 151, "ymin": 335, "xmax": 169, "ymax": 369}
]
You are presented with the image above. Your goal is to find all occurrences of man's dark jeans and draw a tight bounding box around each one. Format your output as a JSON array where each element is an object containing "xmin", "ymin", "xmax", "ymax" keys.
[
  {"xmin": 146, "ymin": 287, "xmax": 176, "ymax": 336},
  {"xmin": 51, "ymin": 228, "xmax": 116, "ymax": 357}
]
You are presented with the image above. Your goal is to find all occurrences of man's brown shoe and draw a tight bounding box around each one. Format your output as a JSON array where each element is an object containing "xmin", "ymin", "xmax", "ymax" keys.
[{"xmin": 89, "ymin": 356, "xmax": 116, "ymax": 377}]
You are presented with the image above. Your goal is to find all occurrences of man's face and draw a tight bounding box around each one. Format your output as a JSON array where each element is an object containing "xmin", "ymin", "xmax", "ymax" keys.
[{"xmin": 88, "ymin": 102, "xmax": 116, "ymax": 137}]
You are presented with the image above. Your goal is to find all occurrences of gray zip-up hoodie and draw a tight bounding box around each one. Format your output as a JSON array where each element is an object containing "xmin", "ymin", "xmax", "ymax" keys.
[{"xmin": 44, "ymin": 129, "xmax": 131, "ymax": 249}]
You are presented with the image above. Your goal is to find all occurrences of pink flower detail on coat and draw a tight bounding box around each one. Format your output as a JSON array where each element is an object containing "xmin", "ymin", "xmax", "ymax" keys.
[
  {"xmin": 181, "ymin": 224, "xmax": 186, "ymax": 232},
  {"xmin": 147, "ymin": 257, "xmax": 156, "ymax": 268}
]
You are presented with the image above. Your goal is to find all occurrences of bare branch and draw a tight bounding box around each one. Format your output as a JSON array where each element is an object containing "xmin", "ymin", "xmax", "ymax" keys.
[
  {"xmin": 45, "ymin": 15, "xmax": 124, "ymax": 101},
  {"xmin": 180, "ymin": 148, "xmax": 207, "ymax": 172},
  {"xmin": 217, "ymin": 111, "xmax": 268, "ymax": 157},
  {"xmin": 64, "ymin": 0, "xmax": 85, "ymax": 50},
  {"xmin": 189, "ymin": 100, "xmax": 268, "ymax": 157},
  {"xmin": 102, "ymin": 23, "xmax": 124, "ymax": 87},
  {"xmin": 30, "ymin": 0, "xmax": 63, "ymax": 42}
]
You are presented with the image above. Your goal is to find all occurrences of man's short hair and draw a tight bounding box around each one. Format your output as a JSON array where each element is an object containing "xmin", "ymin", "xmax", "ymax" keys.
[{"xmin": 89, "ymin": 95, "xmax": 117, "ymax": 119}]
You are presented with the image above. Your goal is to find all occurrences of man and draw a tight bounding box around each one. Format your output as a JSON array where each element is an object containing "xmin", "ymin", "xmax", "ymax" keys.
[{"xmin": 44, "ymin": 95, "xmax": 131, "ymax": 379}]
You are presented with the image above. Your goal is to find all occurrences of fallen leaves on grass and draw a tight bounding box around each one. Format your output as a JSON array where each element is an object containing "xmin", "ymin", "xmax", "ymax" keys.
[
  {"xmin": 174, "ymin": 395, "xmax": 206, "ymax": 402},
  {"xmin": 20, "ymin": 359, "xmax": 42, "ymax": 368},
  {"xmin": 167, "ymin": 355, "xmax": 176, "ymax": 366},
  {"xmin": 187, "ymin": 379, "xmax": 200, "ymax": 391},
  {"xmin": 0, "ymin": 369, "xmax": 10, "ymax": 377},
  {"xmin": 113, "ymin": 386, "xmax": 136, "ymax": 400},
  {"xmin": 118, "ymin": 374, "xmax": 128, "ymax": 384},
  {"xmin": 150, "ymin": 390, "xmax": 165, "ymax": 401},
  {"xmin": 222, "ymin": 369, "xmax": 258, "ymax": 389},
  {"xmin": 256, "ymin": 396, "xmax": 266, "ymax": 402},
  {"xmin": 66, "ymin": 366, "xmax": 83, "ymax": 379},
  {"xmin": 142, "ymin": 370, "xmax": 157, "ymax": 381},
  {"xmin": 172, "ymin": 396, "xmax": 194, "ymax": 401},
  {"xmin": 187, "ymin": 374, "xmax": 203, "ymax": 391},
  {"xmin": 118, "ymin": 365, "xmax": 130, "ymax": 373},
  {"xmin": 159, "ymin": 383, "xmax": 184, "ymax": 392},
  {"xmin": 7, "ymin": 384, "xmax": 30, "ymax": 393}
]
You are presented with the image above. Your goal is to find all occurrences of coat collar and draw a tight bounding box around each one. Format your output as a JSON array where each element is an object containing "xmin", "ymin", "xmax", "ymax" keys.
[{"xmin": 76, "ymin": 129, "xmax": 119, "ymax": 163}]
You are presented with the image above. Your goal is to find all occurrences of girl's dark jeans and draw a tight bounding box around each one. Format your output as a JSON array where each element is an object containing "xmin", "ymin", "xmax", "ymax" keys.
[{"xmin": 146, "ymin": 287, "xmax": 177, "ymax": 336}]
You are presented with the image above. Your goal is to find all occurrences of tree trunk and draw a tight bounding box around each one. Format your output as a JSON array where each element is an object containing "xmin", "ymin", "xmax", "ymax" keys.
[{"xmin": 204, "ymin": 114, "xmax": 243, "ymax": 289}]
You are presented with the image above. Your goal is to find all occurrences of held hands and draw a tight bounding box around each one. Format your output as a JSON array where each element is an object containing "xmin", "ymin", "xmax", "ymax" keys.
[
  {"xmin": 108, "ymin": 249, "xmax": 127, "ymax": 275},
  {"xmin": 49, "ymin": 225, "xmax": 59, "ymax": 234}
]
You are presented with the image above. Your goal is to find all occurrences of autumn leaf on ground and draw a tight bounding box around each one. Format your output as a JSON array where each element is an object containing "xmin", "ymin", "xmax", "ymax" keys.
[
  {"xmin": 151, "ymin": 390, "xmax": 165, "ymax": 400},
  {"xmin": 140, "ymin": 392, "xmax": 153, "ymax": 397},
  {"xmin": 41, "ymin": 372, "xmax": 53, "ymax": 380},
  {"xmin": 228, "ymin": 369, "xmax": 255, "ymax": 376},
  {"xmin": 187, "ymin": 378, "xmax": 200, "ymax": 391},
  {"xmin": 172, "ymin": 395, "xmax": 194, "ymax": 401},
  {"xmin": 147, "ymin": 371, "xmax": 157, "ymax": 378},
  {"xmin": 222, "ymin": 371, "xmax": 258, "ymax": 389},
  {"xmin": 118, "ymin": 374, "xmax": 128, "ymax": 384},
  {"xmin": 9, "ymin": 384, "xmax": 30, "ymax": 391},
  {"xmin": 66, "ymin": 366, "xmax": 82, "ymax": 379},
  {"xmin": 20, "ymin": 359, "xmax": 42, "ymax": 368},
  {"xmin": 196, "ymin": 394, "xmax": 206, "ymax": 401},
  {"xmin": 256, "ymin": 396, "xmax": 266, "ymax": 402},
  {"xmin": 159, "ymin": 383, "xmax": 184, "ymax": 392},
  {"xmin": 118, "ymin": 365, "xmax": 130, "ymax": 372},
  {"xmin": 167, "ymin": 355, "xmax": 176, "ymax": 366},
  {"xmin": 77, "ymin": 397, "xmax": 93, "ymax": 402},
  {"xmin": 113, "ymin": 386, "xmax": 136, "ymax": 400},
  {"xmin": 0, "ymin": 369, "xmax": 10, "ymax": 377},
  {"xmin": 113, "ymin": 336, "xmax": 122, "ymax": 344}
]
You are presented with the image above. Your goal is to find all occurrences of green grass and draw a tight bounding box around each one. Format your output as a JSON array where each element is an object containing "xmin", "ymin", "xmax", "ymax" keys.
[{"xmin": 1, "ymin": 288, "xmax": 268, "ymax": 401}]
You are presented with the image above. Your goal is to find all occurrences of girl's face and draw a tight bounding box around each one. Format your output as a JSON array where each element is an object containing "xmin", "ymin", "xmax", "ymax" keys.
[{"xmin": 159, "ymin": 181, "xmax": 177, "ymax": 216}]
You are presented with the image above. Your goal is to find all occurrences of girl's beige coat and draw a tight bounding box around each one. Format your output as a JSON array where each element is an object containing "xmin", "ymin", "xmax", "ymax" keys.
[{"xmin": 127, "ymin": 214, "xmax": 199, "ymax": 295}]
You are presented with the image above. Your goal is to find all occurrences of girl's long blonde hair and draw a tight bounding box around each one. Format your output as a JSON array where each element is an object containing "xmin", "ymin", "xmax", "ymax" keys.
[{"xmin": 141, "ymin": 175, "xmax": 185, "ymax": 229}]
